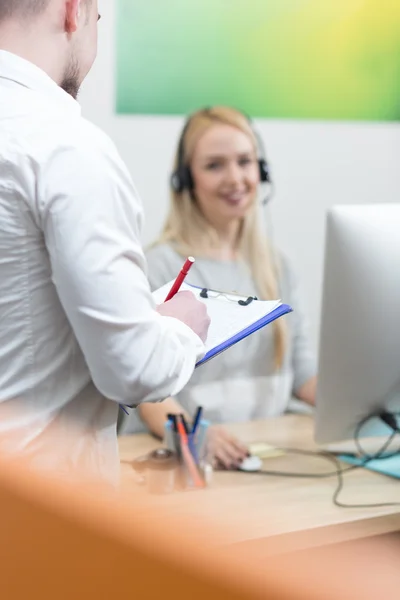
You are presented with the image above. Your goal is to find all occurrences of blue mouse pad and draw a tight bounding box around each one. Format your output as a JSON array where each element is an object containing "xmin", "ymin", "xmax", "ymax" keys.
[{"xmin": 339, "ymin": 453, "xmax": 400, "ymax": 480}]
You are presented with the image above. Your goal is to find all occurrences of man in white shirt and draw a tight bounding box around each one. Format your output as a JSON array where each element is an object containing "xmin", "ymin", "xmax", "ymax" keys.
[{"xmin": 0, "ymin": 0, "xmax": 210, "ymax": 482}]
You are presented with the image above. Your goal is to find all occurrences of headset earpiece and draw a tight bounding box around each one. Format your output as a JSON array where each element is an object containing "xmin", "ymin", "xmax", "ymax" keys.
[
  {"xmin": 170, "ymin": 165, "xmax": 194, "ymax": 194},
  {"xmin": 258, "ymin": 158, "xmax": 271, "ymax": 184}
]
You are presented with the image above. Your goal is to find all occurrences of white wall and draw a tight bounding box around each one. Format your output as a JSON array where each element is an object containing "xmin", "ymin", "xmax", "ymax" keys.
[{"xmin": 80, "ymin": 0, "xmax": 400, "ymax": 348}]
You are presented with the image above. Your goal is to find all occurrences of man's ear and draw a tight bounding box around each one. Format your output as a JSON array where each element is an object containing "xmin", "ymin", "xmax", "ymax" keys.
[{"xmin": 65, "ymin": 0, "xmax": 82, "ymax": 34}]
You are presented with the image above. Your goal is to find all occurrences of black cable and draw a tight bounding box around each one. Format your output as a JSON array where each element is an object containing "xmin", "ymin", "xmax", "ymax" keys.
[
  {"xmin": 239, "ymin": 447, "xmax": 400, "ymax": 509},
  {"xmin": 354, "ymin": 411, "xmax": 400, "ymax": 460},
  {"xmin": 232, "ymin": 412, "xmax": 400, "ymax": 509},
  {"xmin": 243, "ymin": 447, "xmax": 358, "ymax": 479}
]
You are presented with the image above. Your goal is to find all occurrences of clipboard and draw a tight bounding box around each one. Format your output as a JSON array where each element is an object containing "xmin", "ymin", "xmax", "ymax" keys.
[{"xmin": 153, "ymin": 281, "xmax": 293, "ymax": 367}]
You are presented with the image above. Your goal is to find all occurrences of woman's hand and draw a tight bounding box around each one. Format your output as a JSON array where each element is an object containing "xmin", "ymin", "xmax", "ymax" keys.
[{"xmin": 208, "ymin": 425, "xmax": 249, "ymax": 470}]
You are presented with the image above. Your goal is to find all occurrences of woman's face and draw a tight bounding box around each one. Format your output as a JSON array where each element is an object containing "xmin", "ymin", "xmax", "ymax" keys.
[{"xmin": 190, "ymin": 124, "xmax": 260, "ymax": 229}]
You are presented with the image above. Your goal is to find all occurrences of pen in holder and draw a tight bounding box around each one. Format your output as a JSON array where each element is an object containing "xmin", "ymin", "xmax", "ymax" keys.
[{"xmin": 164, "ymin": 417, "xmax": 212, "ymax": 490}]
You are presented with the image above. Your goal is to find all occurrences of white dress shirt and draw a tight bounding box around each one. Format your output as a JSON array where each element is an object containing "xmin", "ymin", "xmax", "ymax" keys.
[{"xmin": 0, "ymin": 50, "xmax": 204, "ymax": 482}]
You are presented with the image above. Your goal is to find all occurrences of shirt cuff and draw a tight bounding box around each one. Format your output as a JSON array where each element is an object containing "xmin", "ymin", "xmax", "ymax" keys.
[{"xmin": 161, "ymin": 315, "xmax": 206, "ymax": 364}]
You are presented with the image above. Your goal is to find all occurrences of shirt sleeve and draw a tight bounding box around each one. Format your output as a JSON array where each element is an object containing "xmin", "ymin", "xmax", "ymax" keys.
[
  {"xmin": 39, "ymin": 133, "xmax": 204, "ymax": 407},
  {"xmin": 281, "ymin": 256, "xmax": 317, "ymax": 394}
]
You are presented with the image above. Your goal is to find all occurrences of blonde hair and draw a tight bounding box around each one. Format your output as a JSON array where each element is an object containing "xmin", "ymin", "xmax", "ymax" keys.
[{"xmin": 157, "ymin": 106, "xmax": 287, "ymax": 368}]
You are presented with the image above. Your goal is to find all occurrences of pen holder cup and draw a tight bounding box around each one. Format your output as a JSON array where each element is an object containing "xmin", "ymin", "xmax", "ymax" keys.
[
  {"xmin": 164, "ymin": 419, "xmax": 213, "ymax": 490},
  {"xmin": 131, "ymin": 448, "xmax": 179, "ymax": 495},
  {"xmin": 146, "ymin": 448, "xmax": 179, "ymax": 495}
]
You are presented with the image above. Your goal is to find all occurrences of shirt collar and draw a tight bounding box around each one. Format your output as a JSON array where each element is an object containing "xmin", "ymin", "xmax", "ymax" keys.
[{"xmin": 0, "ymin": 49, "xmax": 81, "ymax": 117}]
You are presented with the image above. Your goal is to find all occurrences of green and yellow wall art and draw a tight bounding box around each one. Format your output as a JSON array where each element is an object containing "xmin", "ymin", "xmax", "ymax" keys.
[{"xmin": 116, "ymin": 0, "xmax": 400, "ymax": 121}]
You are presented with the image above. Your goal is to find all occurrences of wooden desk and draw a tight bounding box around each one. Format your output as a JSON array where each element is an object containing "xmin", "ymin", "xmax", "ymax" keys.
[{"xmin": 119, "ymin": 415, "xmax": 400, "ymax": 553}]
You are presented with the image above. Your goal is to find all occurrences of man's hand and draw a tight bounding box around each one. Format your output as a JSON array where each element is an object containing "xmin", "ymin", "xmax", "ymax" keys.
[{"xmin": 156, "ymin": 291, "xmax": 210, "ymax": 343}]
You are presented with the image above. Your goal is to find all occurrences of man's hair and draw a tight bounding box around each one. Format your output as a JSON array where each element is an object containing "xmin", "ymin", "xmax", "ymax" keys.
[
  {"xmin": 0, "ymin": 0, "xmax": 92, "ymax": 21},
  {"xmin": 0, "ymin": 0, "xmax": 50, "ymax": 21}
]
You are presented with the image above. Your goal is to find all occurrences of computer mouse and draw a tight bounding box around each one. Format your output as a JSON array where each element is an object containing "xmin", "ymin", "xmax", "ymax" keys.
[{"xmin": 238, "ymin": 455, "xmax": 262, "ymax": 472}]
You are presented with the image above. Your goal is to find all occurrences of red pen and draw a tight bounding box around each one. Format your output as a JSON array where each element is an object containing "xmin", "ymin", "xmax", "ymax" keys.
[{"xmin": 164, "ymin": 256, "xmax": 195, "ymax": 302}]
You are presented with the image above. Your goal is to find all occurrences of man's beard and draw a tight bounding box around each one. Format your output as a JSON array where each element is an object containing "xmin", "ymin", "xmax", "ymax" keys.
[{"xmin": 60, "ymin": 58, "xmax": 81, "ymax": 100}]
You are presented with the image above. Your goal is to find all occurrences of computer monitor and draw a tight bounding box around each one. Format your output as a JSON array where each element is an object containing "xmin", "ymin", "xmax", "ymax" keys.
[{"xmin": 315, "ymin": 204, "xmax": 400, "ymax": 452}]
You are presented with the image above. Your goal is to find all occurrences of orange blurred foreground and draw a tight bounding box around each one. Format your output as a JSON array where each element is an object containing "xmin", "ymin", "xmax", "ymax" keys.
[{"xmin": 1, "ymin": 445, "xmax": 400, "ymax": 600}]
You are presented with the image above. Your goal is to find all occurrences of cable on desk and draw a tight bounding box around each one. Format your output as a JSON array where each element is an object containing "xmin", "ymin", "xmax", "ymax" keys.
[
  {"xmin": 231, "ymin": 411, "xmax": 400, "ymax": 509},
  {"xmin": 354, "ymin": 411, "xmax": 400, "ymax": 460}
]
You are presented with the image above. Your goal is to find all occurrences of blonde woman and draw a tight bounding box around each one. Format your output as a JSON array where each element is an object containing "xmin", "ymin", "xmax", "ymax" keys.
[{"xmin": 122, "ymin": 106, "xmax": 316, "ymax": 469}]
